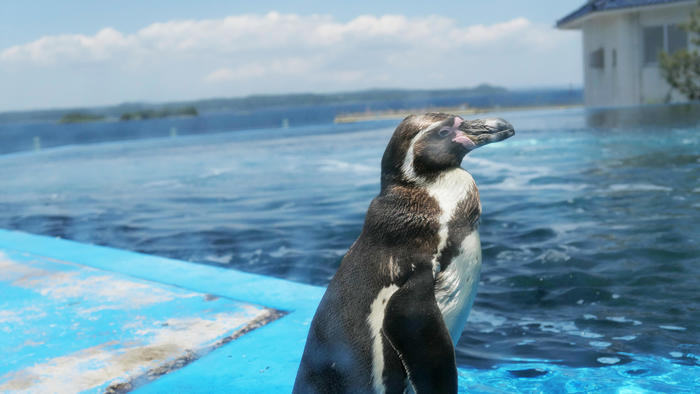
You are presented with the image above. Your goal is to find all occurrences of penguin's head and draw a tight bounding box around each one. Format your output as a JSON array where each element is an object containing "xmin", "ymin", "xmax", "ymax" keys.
[{"xmin": 381, "ymin": 112, "xmax": 514, "ymax": 187}]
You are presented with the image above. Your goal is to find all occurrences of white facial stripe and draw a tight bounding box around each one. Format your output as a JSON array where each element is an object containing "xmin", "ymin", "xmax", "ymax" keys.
[
  {"xmin": 400, "ymin": 119, "xmax": 445, "ymax": 184},
  {"xmin": 401, "ymin": 130, "xmax": 426, "ymax": 184},
  {"xmin": 367, "ymin": 284, "xmax": 399, "ymax": 394}
]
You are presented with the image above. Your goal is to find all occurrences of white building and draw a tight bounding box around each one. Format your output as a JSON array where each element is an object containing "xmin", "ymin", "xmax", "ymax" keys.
[{"xmin": 557, "ymin": 0, "xmax": 696, "ymax": 107}]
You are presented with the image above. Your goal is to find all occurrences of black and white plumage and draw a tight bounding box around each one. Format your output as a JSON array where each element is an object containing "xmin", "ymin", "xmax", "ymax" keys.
[{"xmin": 293, "ymin": 113, "xmax": 514, "ymax": 394}]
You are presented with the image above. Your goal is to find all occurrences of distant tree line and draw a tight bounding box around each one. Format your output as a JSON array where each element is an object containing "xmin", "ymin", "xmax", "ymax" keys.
[
  {"xmin": 119, "ymin": 106, "xmax": 198, "ymax": 121},
  {"xmin": 58, "ymin": 106, "xmax": 198, "ymax": 124},
  {"xmin": 58, "ymin": 113, "xmax": 105, "ymax": 123},
  {"xmin": 8, "ymin": 84, "xmax": 581, "ymax": 125}
]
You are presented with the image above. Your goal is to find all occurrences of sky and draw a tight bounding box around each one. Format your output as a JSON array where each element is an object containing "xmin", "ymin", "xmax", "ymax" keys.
[{"xmin": 0, "ymin": 0, "xmax": 585, "ymax": 112}]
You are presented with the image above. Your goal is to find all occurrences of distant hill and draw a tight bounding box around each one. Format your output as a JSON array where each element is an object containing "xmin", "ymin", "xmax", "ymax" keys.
[
  {"xmin": 190, "ymin": 84, "xmax": 508, "ymax": 112},
  {"xmin": 0, "ymin": 84, "xmax": 581, "ymax": 125},
  {"xmin": 58, "ymin": 112, "xmax": 106, "ymax": 124}
]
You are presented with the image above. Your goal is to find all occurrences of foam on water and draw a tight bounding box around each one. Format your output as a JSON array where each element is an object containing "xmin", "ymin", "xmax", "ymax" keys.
[{"xmin": 608, "ymin": 183, "xmax": 673, "ymax": 192}]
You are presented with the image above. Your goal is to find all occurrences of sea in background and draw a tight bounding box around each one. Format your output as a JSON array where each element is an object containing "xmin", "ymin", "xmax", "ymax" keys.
[
  {"xmin": 0, "ymin": 102, "xmax": 698, "ymax": 375},
  {"xmin": 0, "ymin": 86, "xmax": 581, "ymax": 155}
]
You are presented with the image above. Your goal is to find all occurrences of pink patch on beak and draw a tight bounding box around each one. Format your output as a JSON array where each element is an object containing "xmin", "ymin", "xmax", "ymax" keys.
[
  {"xmin": 452, "ymin": 130, "xmax": 475, "ymax": 149},
  {"xmin": 453, "ymin": 117, "xmax": 463, "ymax": 128}
]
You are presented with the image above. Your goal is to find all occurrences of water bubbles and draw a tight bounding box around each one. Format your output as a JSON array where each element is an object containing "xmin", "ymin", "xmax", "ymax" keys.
[
  {"xmin": 597, "ymin": 357, "xmax": 621, "ymax": 365},
  {"xmin": 466, "ymin": 309, "xmax": 507, "ymax": 334},
  {"xmin": 535, "ymin": 249, "xmax": 571, "ymax": 263},
  {"xmin": 577, "ymin": 331, "xmax": 605, "ymax": 339},
  {"xmin": 659, "ymin": 325, "xmax": 686, "ymax": 331},
  {"xmin": 612, "ymin": 335, "xmax": 637, "ymax": 341},
  {"xmin": 608, "ymin": 183, "xmax": 672, "ymax": 192},
  {"xmin": 495, "ymin": 248, "xmax": 533, "ymax": 263},
  {"xmin": 204, "ymin": 253, "xmax": 233, "ymax": 264},
  {"xmin": 606, "ymin": 316, "xmax": 642, "ymax": 326}
]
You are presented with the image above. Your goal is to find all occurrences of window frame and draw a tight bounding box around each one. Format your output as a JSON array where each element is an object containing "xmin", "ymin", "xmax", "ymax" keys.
[{"xmin": 643, "ymin": 24, "xmax": 688, "ymax": 66}]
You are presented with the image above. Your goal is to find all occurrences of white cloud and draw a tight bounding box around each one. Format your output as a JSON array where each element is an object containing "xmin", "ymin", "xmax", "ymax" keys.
[
  {"xmin": 204, "ymin": 57, "xmax": 318, "ymax": 82},
  {"xmin": 1, "ymin": 28, "xmax": 132, "ymax": 65},
  {"xmin": 0, "ymin": 12, "xmax": 581, "ymax": 110},
  {"xmin": 205, "ymin": 66, "xmax": 264, "ymax": 82}
]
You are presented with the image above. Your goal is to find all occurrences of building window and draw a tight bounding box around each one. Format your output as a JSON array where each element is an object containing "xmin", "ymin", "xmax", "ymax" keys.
[
  {"xmin": 643, "ymin": 26, "xmax": 663, "ymax": 64},
  {"xmin": 590, "ymin": 47, "xmax": 604, "ymax": 69},
  {"xmin": 612, "ymin": 49, "xmax": 617, "ymax": 67},
  {"xmin": 644, "ymin": 24, "xmax": 688, "ymax": 65}
]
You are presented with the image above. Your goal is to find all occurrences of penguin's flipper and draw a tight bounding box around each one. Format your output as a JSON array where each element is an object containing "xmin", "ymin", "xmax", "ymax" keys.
[{"xmin": 383, "ymin": 266, "xmax": 457, "ymax": 393}]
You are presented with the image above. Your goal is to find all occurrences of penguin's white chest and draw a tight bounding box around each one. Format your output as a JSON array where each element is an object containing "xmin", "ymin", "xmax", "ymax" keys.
[
  {"xmin": 425, "ymin": 168, "xmax": 482, "ymax": 344},
  {"xmin": 434, "ymin": 231, "xmax": 482, "ymax": 343}
]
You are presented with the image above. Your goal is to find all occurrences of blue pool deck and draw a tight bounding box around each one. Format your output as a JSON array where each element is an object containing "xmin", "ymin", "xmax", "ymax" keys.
[
  {"xmin": 0, "ymin": 229, "xmax": 324, "ymax": 393},
  {"xmin": 0, "ymin": 229, "xmax": 697, "ymax": 393}
]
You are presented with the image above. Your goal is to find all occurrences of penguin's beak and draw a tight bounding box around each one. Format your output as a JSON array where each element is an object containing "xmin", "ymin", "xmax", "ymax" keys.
[{"xmin": 453, "ymin": 118, "xmax": 515, "ymax": 150}]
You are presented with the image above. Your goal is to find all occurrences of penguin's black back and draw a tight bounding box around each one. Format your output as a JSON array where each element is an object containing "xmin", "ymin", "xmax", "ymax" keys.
[{"xmin": 293, "ymin": 184, "xmax": 443, "ymax": 393}]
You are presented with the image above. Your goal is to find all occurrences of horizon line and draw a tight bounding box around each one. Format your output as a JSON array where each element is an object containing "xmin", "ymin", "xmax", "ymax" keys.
[{"xmin": 1, "ymin": 83, "xmax": 583, "ymax": 115}]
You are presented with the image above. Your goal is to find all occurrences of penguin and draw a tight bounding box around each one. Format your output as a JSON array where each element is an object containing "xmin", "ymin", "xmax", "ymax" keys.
[{"xmin": 293, "ymin": 113, "xmax": 514, "ymax": 394}]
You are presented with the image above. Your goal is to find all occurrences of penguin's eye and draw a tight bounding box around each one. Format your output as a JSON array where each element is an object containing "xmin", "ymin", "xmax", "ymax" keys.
[{"xmin": 438, "ymin": 127, "xmax": 451, "ymax": 137}]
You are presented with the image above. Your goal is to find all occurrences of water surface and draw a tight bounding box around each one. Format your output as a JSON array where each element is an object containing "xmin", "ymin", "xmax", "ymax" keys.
[{"xmin": 0, "ymin": 106, "xmax": 698, "ymax": 375}]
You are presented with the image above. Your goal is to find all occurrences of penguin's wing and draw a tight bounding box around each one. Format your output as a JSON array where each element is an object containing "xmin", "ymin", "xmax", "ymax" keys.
[{"xmin": 382, "ymin": 265, "xmax": 457, "ymax": 393}]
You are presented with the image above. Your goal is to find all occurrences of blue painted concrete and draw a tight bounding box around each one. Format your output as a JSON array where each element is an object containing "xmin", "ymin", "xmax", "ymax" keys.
[
  {"xmin": 0, "ymin": 241, "xmax": 279, "ymax": 392},
  {"xmin": 0, "ymin": 229, "xmax": 322, "ymax": 393},
  {"xmin": 1, "ymin": 229, "xmax": 697, "ymax": 393},
  {"xmin": 0, "ymin": 230, "xmax": 324, "ymax": 312}
]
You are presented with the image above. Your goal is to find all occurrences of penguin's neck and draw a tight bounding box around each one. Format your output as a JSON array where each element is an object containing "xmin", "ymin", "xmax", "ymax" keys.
[
  {"xmin": 378, "ymin": 167, "xmax": 480, "ymax": 273},
  {"xmin": 424, "ymin": 167, "xmax": 476, "ymax": 199},
  {"xmin": 381, "ymin": 164, "xmax": 466, "ymax": 194}
]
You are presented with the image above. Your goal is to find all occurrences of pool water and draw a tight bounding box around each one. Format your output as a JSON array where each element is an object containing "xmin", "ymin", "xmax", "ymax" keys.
[{"xmin": 0, "ymin": 105, "xmax": 698, "ymax": 388}]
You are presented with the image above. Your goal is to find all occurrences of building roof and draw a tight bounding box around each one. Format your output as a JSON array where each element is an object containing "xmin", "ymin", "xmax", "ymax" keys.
[{"xmin": 557, "ymin": 0, "xmax": 694, "ymax": 28}]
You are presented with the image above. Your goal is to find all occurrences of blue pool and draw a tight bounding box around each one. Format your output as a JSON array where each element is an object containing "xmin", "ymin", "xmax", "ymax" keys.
[{"xmin": 0, "ymin": 104, "xmax": 698, "ymax": 391}]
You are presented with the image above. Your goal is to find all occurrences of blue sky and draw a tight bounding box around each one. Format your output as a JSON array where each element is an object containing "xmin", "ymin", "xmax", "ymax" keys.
[{"xmin": 0, "ymin": 0, "xmax": 585, "ymax": 111}]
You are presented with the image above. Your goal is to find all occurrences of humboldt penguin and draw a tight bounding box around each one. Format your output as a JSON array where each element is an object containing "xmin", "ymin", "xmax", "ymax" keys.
[{"xmin": 294, "ymin": 113, "xmax": 515, "ymax": 393}]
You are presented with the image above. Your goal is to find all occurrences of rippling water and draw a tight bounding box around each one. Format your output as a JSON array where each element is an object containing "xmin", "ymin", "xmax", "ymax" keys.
[{"xmin": 0, "ymin": 105, "xmax": 698, "ymax": 373}]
